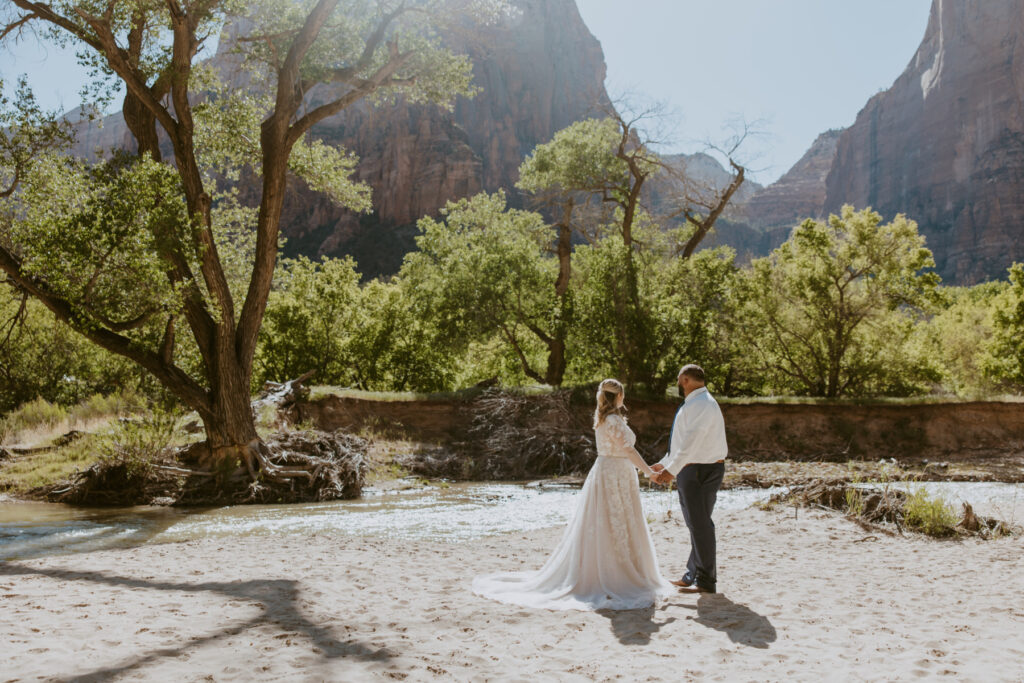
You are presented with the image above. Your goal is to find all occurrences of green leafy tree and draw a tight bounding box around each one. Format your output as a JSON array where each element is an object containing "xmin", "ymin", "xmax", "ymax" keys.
[
  {"xmin": 0, "ymin": 0, "xmax": 504, "ymax": 478},
  {"xmin": 0, "ymin": 288, "xmax": 141, "ymax": 411},
  {"xmin": 256, "ymin": 256, "xmax": 453, "ymax": 392},
  {"xmin": 569, "ymin": 222, "xmax": 740, "ymax": 394},
  {"xmin": 983, "ymin": 263, "xmax": 1024, "ymax": 390},
  {"xmin": 400, "ymin": 191, "xmax": 557, "ymax": 384},
  {"xmin": 519, "ymin": 112, "xmax": 746, "ymax": 387},
  {"xmin": 741, "ymin": 206, "xmax": 941, "ymax": 398},
  {"xmin": 256, "ymin": 256, "xmax": 362, "ymax": 388},
  {"xmin": 923, "ymin": 282, "xmax": 1007, "ymax": 397},
  {"xmin": 345, "ymin": 278, "xmax": 456, "ymax": 391}
]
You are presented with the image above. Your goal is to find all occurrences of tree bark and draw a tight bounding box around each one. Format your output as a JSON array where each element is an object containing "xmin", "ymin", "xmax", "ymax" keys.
[{"xmin": 543, "ymin": 337, "xmax": 566, "ymax": 386}]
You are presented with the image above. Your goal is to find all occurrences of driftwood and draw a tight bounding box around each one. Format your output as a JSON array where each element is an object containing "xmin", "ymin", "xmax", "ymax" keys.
[
  {"xmin": 461, "ymin": 388, "xmax": 596, "ymax": 480},
  {"xmin": 774, "ymin": 481, "xmax": 1019, "ymax": 539},
  {"xmin": 254, "ymin": 370, "xmax": 315, "ymax": 415}
]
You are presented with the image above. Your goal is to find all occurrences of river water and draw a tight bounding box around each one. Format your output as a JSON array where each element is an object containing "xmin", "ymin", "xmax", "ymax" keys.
[{"xmin": 1, "ymin": 481, "xmax": 1021, "ymax": 562}]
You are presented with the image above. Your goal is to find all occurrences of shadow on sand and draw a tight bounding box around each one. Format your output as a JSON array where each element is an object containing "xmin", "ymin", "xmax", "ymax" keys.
[
  {"xmin": 0, "ymin": 562, "xmax": 394, "ymax": 680},
  {"xmin": 597, "ymin": 605, "xmax": 678, "ymax": 645},
  {"xmin": 678, "ymin": 593, "xmax": 777, "ymax": 649}
]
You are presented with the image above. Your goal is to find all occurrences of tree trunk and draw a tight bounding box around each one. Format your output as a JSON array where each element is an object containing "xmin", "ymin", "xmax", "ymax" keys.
[
  {"xmin": 543, "ymin": 337, "xmax": 566, "ymax": 386},
  {"xmin": 193, "ymin": 352, "xmax": 259, "ymax": 474},
  {"xmin": 544, "ymin": 219, "xmax": 573, "ymax": 386},
  {"xmin": 122, "ymin": 90, "xmax": 162, "ymax": 160}
]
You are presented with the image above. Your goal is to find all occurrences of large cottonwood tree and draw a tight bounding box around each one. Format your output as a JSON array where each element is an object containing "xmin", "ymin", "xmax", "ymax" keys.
[{"xmin": 0, "ymin": 0, "xmax": 505, "ymax": 480}]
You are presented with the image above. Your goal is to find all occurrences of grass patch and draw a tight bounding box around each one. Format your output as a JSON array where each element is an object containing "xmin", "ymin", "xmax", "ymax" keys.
[
  {"xmin": 69, "ymin": 391, "xmax": 146, "ymax": 423},
  {"xmin": 0, "ymin": 401, "xmax": 185, "ymax": 496},
  {"xmin": 903, "ymin": 486, "xmax": 959, "ymax": 537},
  {"xmin": 1, "ymin": 397, "xmax": 67, "ymax": 439},
  {"xmin": 1, "ymin": 391, "xmax": 146, "ymax": 448},
  {"xmin": 0, "ymin": 435, "xmax": 103, "ymax": 492}
]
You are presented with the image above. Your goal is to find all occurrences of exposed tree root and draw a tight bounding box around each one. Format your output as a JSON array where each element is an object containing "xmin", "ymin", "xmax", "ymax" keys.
[
  {"xmin": 177, "ymin": 429, "xmax": 367, "ymax": 505},
  {"xmin": 44, "ymin": 428, "xmax": 367, "ymax": 507}
]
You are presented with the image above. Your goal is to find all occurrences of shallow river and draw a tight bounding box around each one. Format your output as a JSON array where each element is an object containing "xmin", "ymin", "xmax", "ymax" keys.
[{"xmin": 1, "ymin": 481, "xmax": 1021, "ymax": 562}]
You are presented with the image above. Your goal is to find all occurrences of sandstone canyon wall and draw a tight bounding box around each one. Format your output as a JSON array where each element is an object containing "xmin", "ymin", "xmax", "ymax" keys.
[
  {"xmin": 742, "ymin": 129, "xmax": 842, "ymax": 233},
  {"xmin": 283, "ymin": 0, "xmax": 611, "ymax": 275},
  {"xmin": 70, "ymin": 0, "xmax": 611, "ymax": 277},
  {"xmin": 820, "ymin": 0, "xmax": 1024, "ymax": 283}
]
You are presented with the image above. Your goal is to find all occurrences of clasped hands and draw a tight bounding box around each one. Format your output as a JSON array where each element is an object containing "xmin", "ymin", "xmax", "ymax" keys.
[{"xmin": 648, "ymin": 463, "xmax": 674, "ymax": 486}]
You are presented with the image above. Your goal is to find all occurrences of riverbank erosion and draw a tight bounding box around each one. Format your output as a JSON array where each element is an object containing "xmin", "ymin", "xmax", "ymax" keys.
[
  {"xmin": 295, "ymin": 389, "xmax": 1024, "ymax": 484},
  {"xmin": 3, "ymin": 390, "xmax": 1022, "ymax": 505},
  {"xmin": 2, "ymin": 505, "xmax": 1021, "ymax": 681}
]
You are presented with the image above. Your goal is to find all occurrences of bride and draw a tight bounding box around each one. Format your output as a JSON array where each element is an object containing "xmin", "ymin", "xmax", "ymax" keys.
[{"xmin": 472, "ymin": 379, "xmax": 673, "ymax": 611}]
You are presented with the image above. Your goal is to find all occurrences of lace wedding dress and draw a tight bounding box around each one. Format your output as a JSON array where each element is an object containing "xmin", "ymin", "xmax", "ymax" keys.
[{"xmin": 472, "ymin": 414, "xmax": 673, "ymax": 611}]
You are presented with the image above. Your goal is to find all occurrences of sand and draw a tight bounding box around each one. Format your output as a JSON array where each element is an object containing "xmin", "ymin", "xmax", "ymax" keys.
[{"xmin": 2, "ymin": 506, "xmax": 1023, "ymax": 682}]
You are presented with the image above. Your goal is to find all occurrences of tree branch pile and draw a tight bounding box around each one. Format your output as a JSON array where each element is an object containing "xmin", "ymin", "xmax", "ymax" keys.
[
  {"xmin": 46, "ymin": 451, "xmax": 185, "ymax": 506},
  {"xmin": 774, "ymin": 480, "xmax": 1019, "ymax": 539},
  {"xmin": 457, "ymin": 388, "xmax": 596, "ymax": 479}
]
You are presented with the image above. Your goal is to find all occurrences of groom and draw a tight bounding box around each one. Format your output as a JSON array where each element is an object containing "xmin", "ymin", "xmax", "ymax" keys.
[{"xmin": 651, "ymin": 364, "xmax": 728, "ymax": 594}]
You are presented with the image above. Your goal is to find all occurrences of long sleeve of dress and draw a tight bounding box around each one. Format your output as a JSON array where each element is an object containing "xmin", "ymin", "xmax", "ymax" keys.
[{"xmin": 604, "ymin": 416, "xmax": 656, "ymax": 478}]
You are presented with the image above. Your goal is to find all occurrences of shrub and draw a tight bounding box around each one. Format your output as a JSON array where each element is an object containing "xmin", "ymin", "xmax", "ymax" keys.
[
  {"xmin": 903, "ymin": 487, "xmax": 959, "ymax": 537},
  {"xmin": 1, "ymin": 397, "xmax": 68, "ymax": 440},
  {"xmin": 97, "ymin": 410, "xmax": 178, "ymax": 479},
  {"xmin": 845, "ymin": 487, "xmax": 865, "ymax": 517},
  {"xmin": 69, "ymin": 390, "xmax": 146, "ymax": 423}
]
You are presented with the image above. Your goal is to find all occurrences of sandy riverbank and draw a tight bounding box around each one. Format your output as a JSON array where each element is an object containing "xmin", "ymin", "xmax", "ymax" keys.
[{"xmin": 2, "ymin": 506, "xmax": 1023, "ymax": 681}]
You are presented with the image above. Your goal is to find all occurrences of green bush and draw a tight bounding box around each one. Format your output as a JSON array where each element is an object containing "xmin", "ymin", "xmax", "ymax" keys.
[
  {"xmin": 1, "ymin": 397, "xmax": 68, "ymax": 439},
  {"xmin": 97, "ymin": 410, "xmax": 178, "ymax": 479},
  {"xmin": 903, "ymin": 487, "xmax": 959, "ymax": 537}
]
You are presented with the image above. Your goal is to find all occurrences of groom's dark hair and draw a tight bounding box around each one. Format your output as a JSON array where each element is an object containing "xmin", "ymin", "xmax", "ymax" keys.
[{"xmin": 679, "ymin": 364, "xmax": 706, "ymax": 383}]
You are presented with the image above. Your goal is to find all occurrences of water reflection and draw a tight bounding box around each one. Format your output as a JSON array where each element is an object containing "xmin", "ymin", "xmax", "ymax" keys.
[
  {"xmin": 1, "ymin": 480, "xmax": 1020, "ymax": 562},
  {"xmin": 0, "ymin": 502, "xmax": 187, "ymax": 561}
]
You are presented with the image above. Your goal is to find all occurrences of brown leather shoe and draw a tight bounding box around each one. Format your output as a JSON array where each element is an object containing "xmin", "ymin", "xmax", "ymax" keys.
[
  {"xmin": 678, "ymin": 584, "xmax": 715, "ymax": 594},
  {"xmin": 669, "ymin": 576, "xmax": 694, "ymax": 588}
]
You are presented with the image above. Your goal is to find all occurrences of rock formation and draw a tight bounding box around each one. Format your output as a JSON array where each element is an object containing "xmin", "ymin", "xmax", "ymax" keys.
[
  {"xmin": 821, "ymin": 0, "xmax": 1024, "ymax": 283},
  {"xmin": 71, "ymin": 0, "xmax": 610, "ymax": 277},
  {"xmin": 743, "ymin": 129, "xmax": 842, "ymax": 233},
  {"xmin": 290, "ymin": 0, "xmax": 611, "ymax": 275}
]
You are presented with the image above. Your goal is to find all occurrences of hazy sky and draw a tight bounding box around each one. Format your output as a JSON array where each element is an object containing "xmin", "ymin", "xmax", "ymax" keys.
[
  {"xmin": 1, "ymin": 1, "xmax": 933, "ymax": 185},
  {"xmin": 576, "ymin": 0, "xmax": 933, "ymax": 183}
]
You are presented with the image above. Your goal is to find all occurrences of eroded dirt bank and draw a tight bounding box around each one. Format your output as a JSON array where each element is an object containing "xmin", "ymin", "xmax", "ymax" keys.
[{"xmin": 294, "ymin": 392, "xmax": 1024, "ymax": 479}]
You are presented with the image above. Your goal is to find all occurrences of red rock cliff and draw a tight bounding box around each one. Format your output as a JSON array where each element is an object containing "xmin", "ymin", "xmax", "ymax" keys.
[
  {"xmin": 249, "ymin": 0, "xmax": 612, "ymax": 275},
  {"xmin": 822, "ymin": 0, "xmax": 1024, "ymax": 283},
  {"xmin": 70, "ymin": 0, "xmax": 611, "ymax": 277}
]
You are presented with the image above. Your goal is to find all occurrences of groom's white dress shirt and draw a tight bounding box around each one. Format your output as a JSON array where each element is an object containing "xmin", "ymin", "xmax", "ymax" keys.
[{"xmin": 657, "ymin": 386, "xmax": 729, "ymax": 476}]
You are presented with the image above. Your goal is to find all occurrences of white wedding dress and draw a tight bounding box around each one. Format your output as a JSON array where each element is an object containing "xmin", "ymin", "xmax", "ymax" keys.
[{"xmin": 472, "ymin": 414, "xmax": 673, "ymax": 611}]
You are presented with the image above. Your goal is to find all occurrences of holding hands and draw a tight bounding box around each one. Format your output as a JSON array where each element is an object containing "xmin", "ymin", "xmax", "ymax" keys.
[{"xmin": 648, "ymin": 463, "xmax": 674, "ymax": 486}]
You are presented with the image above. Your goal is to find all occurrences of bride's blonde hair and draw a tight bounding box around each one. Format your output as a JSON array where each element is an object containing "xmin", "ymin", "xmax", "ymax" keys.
[{"xmin": 593, "ymin": 379, "xmax": 626, "ymax": 428}]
